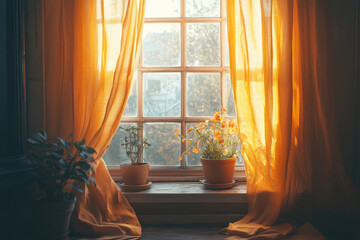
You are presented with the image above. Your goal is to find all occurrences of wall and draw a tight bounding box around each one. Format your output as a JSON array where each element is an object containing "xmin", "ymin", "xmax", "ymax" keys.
[
  {"xmin": 330, "ymin": 0, "xmax": 360, "ymax": 188},
  {"xmin": 24, "ymin": 0, "xmax": 44, "ymax": 134}
]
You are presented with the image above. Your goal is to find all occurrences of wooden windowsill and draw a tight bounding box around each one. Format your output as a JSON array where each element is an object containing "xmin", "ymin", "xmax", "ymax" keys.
[
  {"xmin": 118, "ymin": 181, "xmax": 248, "ymax": 224},
  {"xmin": 110, "ymin": 166, "xmax": 246, "ymax": 182}
]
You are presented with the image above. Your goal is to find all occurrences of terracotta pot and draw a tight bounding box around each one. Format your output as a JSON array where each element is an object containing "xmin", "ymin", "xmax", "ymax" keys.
[
  {"xmin": 201, "ymin": 158, "xmax": 236, "ymax": 184},
  {"xmin": 36, "ymin": 197, "xmax": 76, "ymax": 240},
  {"xmin": 120, "ymin": 162, "xmax": 149, "ymax": 185}
]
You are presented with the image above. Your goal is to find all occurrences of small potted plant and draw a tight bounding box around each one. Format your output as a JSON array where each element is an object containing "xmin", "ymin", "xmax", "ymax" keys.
[
  {"xmin": 119, "ymin": 126, "xmax": 151, "ymax": 191},
  {"xmin": 175, "ymin": 109, "xmax": 241, "ymax": 189},
  {"xmin": 27, "ymin": 130, "xmax": 96, "ymax": 240}
]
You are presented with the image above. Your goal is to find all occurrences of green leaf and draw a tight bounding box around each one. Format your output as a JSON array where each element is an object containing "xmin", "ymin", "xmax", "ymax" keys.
[
  {"xmin": 75, "ymin": 161, "xmax": 91, "ymax": 171},
  {"xmin": 51, "ymin": 152, "xmax": 62, "ymax": 159},
  {"xmin": 89, "ymin": 166, "xmax": 95, "ymax": 174},
  {"xmin": 27, "ymin": 138, "xmax": 39, "ymax": 144},
  {"xmin": 70, "ymin": 183, "xmax": 83, "ymax": 193},
  {"xmin": 75, "ymin": 168, "xmax": 89, "ymax": 178},
  {"xmin": 59, "ymin": 159, "xmax": 67, "ymax": 166},
  {"xmin": 89, "ymin": 176, "xmax": 96, "ymax": 188},
  {"xmin": 86, "ymin": 147, "xmax": 96, "ymax": 154},
  {"xmin": 37, "ymin": 131, "xmax": 47, "ymax": 142},
  {"xmin": 56, "ymin": 137, "xmax": 68, "ymax": 150}
]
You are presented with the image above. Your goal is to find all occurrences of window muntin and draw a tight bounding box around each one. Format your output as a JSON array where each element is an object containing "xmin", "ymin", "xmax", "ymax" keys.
[{"xmin": 102, "ymin": 0, "xmax": 243, "ymax": 170}]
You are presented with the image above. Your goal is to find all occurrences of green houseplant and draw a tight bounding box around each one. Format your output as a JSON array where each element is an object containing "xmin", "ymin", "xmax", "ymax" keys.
[
  {"xmin": 119, "ymin": 126, "xmax": 151, "ymax": 189},
  {"xmin": 27, "ymin": 130, "xmax": 96, "ymax": 240},
  {"xmin": 175, "ymin": 109, "xmax": 241, "ymax": 188}
]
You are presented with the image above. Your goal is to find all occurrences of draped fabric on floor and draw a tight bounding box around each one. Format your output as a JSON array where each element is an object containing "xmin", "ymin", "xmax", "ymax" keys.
[
  {"xmin": 42, "ymin": 0, "xmax": 145, "ymax": 237},
  {"xmin": 225, "ymin": 0, "xmax": 359, "ymax": 238}
]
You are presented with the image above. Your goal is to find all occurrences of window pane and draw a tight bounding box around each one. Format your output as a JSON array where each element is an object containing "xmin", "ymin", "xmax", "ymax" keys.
[
  {"xmin": 144, "ymin": 123, "xmax": 181, "ymax": 166},
  {"xmin": 145, "ymin": 0, "xmax": 180, "ymax": 18},
  {"xmin": 225, "ymin": 27, "xmax": 230, "ymax": 66},
  {"xmin": 186, "ymin": 73, "xmax": 221, "ymax": 117},
  {"xmin": 123, "ymin": 75, "xmax": 138, "ymax": 117},
  {"xmin": 103, "ymin": 123, "xmax": 137, "ymax": 166},
  {"xmin": 186, "ymin": 23, "xmax": 220, "ymax": 66},
  {"xmin": 186, "ymin": 0, "xmax": 220, "ymax": 17},
  {"xmin": 186, "ymin": 123, "xmax": 201, "ymax": 166},
  {"xmin": 143, "ymin": 73, "xmax": 181, "ymax": 117},
  {"xmin": 143, "ymin": 23, "xmax": 181, "ymax": 67},
  {"xmin": 226, "ymin": 74, "xmax": 236, "ymax": 117}
]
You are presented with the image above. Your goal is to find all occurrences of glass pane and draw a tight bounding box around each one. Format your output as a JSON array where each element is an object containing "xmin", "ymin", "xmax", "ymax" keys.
[
  {"xmin": 186, "ymin": 23, "xmax": 220, "ymax": 66},
  {"xmin": 143, "ymin": 73, "xmax": 181, "ymax": 117},
  {"xmin": 103, "ymin": 123, "xmax": 137, "ymax": 166},
  {"xmin": 186, "ymin": 73, "xmax": 221, "ymax": 117},
  {"xmin": 123, "ymin": 75, "xmax": 138, "ymax": 117},
  {"xmin": 186, "ymin": 0, "xmax": 220, "ymax": 17},
  {"xmin": 226, "ymin": 74, "xmax": 236, "ymax": 117},
  {"xmin": 185, "ymin": 123, "xmax": 201, "ymax": 166},
  {"xmin": 145, "ymin": 0, "xmax": 180, "ymax": 18},
  {"xmin": 143, "ymin": 23, "xmax": 181, "ymax": 67},
  {"xmin": 144, "ymin": 123, "xmax": 181, "ymax": 166},
  {"xmin": 225, "ymin": 27, "xmax": 230, "ymax": 66}
]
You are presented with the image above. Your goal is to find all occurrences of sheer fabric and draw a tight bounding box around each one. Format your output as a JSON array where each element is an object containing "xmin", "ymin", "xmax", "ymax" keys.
[
  {"xmin": 225, "ymin": 0, "xmax": 359, "ymax": 238},
  {"xmin": 43, "ymin": 0, "xmax": 145, "ymax": 237}
]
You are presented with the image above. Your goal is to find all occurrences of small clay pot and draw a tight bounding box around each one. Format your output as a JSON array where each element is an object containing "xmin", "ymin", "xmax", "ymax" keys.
[
  {"xmin": 120, "ymin": 162, "xmax": 149, "ymax": 185},
  {"xmin": 201, "ymin": 158, "xmax": 236, "ymax": 184}
]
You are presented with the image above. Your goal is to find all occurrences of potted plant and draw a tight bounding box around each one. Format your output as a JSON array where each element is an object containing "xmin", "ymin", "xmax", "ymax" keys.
[
  {"xmin": 27, "ymin": 130, "xmax": 96, "ymax": 240},
  {"xmin": 119, "ymin": 126, "xmax": 151, "ymax": 191},
  {"xmin": 175, "ymin": 109, "xmax": 241, "ymax": 189}
]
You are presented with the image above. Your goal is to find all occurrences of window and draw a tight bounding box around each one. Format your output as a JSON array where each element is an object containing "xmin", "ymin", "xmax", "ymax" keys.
[{"xmin": 102, "ymin": 0, "xmax": 244, "ymax": 178}]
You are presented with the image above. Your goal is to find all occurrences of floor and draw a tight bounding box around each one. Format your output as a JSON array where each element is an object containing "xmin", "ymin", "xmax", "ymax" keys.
[{"xmin": 141, "ymin": 224, "xmax": 228, "ymax": 240}]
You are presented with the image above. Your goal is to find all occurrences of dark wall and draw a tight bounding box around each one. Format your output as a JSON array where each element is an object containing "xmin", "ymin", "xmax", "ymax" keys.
[
  {"xmin": 330, "ymin": 0, "xmax": 360, "ymax": 189},
  {"xmin": 0, "ymin": 1, "xmax": 35, "ymax": 239},
  {"xmin": 0, "ymin": 0, "xmax": 25, "ymax": 160}
]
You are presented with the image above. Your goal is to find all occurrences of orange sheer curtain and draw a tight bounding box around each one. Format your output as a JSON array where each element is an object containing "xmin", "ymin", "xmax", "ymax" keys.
[
  {"xmin": 225, "ymin": 0, "xmax": 359, "ymax": 238},
  {"xmin": 43, "ymin": 0, "xmax": 145, "ymax": 237}
]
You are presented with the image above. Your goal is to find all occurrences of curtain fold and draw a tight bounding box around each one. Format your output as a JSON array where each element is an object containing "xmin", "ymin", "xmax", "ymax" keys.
[
  {"xmin": 225, "ymin": 0, "xmax": 359, "ymax": 238},
  {"xmin": 42, "ymin": 0, "xmax": 145, "ymax": 237}
]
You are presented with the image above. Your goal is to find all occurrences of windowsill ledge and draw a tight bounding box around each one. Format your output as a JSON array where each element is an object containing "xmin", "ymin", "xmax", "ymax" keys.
[{"xmin": 118, "ymin": 181, "xmax": 248, "ymax": 224}]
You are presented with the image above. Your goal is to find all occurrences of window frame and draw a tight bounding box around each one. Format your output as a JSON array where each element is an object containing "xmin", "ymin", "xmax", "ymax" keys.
[{"xmin": 106, "ymin": 0, "xmax": 245, "ymax": 181}]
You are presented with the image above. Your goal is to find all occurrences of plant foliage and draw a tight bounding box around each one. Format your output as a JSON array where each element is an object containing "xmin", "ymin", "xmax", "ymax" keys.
[
  {"xmin": 120, "ymin": 126, "xmax": 151, "ymax": 165},
  {"xmin": 27, "ymin": 130, "xmax": 96, "ymax": 201},
  {"xmin": 175, "ymin": 109, "xmax": 241, "ymax": 160}
]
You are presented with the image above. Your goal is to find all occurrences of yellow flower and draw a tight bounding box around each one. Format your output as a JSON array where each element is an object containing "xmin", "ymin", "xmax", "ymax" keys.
[
  {"xmin": 222, "ymin": 108, "xmax": 227, "ymax": 115},
  {"xmin": 205, "ymin": 120, "xmax": 209, "ymax": 126},
  {"xmin": 218, "ymin": 138, "xmax": 224, "ymax": 144},
  {"xmin": 178, "ymin": 156, "xmax": 183, "ymax": 161},
  {"xmin": 174, "ymin": 129, "xmax": 180, "ymax": 137},
  {"xmin": 187, "ymin": 126, "xmax": 193, "ymax": 133},
  {"xmin": 199, "ymin": 126, "xmax": 204, "ymax": 130},
  {"xmin": 221, "ymin": 123, "xmax": 226, "ymax": 128},
  {"xmin": 192, "ymin": 148, "xmax": 199, "ymax": 153},
  {"xmin": 214, "ymin": 130, "xmax": 221, "ymax": 139},
  {"xmin": 182, "ymin": 138, "xmax": 187, "ymax": 142},
  {"xmin": 214, "ymin": 112, "xmax": 221, "ymax": 122},
  {"xmin": 187, "ymin": 140, "xmax": 192, "ymax": 146},
  {"xmin": 227, "ymin": 128, "xmax": 233, "ymax": 134},
  {"xmin": 185, "ymin": 151, "xmax": 191, "ymax": 156},
  {"xmin": 229, "ymin": 121, "xmax": 235, "ymax": 128}
]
